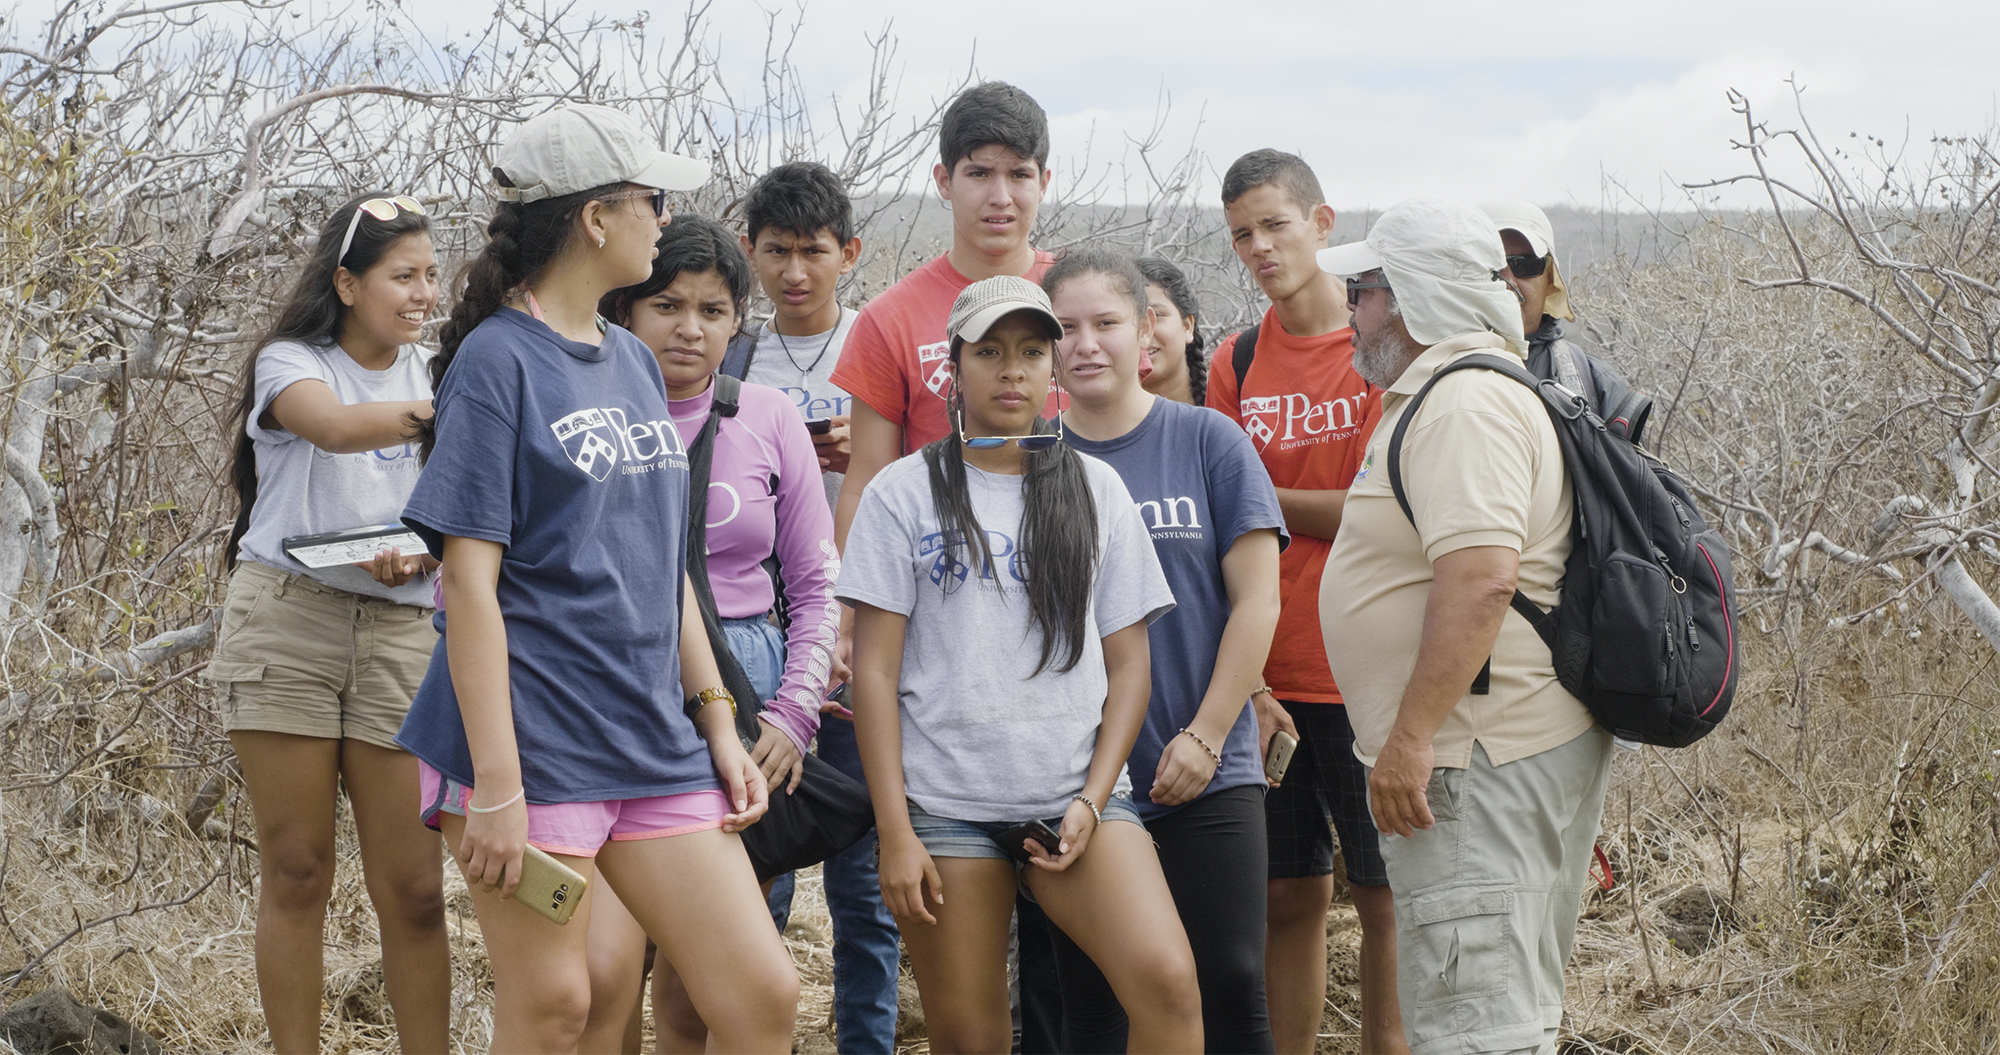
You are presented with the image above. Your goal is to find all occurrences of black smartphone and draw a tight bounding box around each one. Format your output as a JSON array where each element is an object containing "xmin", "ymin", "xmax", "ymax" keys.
[
  {"xmin": 996, "ymin": 819, "xmax": 1063, "ymax": 864},
  {"xmin": 804, "ymin": 417, "xmax": 833, "ymax": 435}
]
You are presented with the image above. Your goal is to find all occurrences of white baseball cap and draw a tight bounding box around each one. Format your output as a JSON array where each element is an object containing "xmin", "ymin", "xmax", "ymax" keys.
[
  {"xmin": 1316, "ymin": 197, "xmax": 1525, "ymax": 350},
  {"xmin": 493, "ymin": 104, "xmax": 710, "ymax": 203},
  {"xmin": 1482, "ymin": 199, "xmax": 1571, "ymax": 321},
  {"xmin": 946, "ymin": 275, "xmax": 1063, "ymax": 344}
]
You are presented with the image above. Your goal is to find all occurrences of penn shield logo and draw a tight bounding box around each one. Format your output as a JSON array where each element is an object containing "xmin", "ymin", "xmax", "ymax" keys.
[
  {"xmin": 548, "ymin": 407, "xmax": 689, "ymax": 482},
  {"xmin": 1240, "ymin": 395, "xmax": 1281, "ymax": 447},
  {"xmin": 551, "ymin": 409, "xmax": 621, "ymax": 481},
  {"xmin": 919, "ymin": 340, "xmax": 953, "ymax": 396}
]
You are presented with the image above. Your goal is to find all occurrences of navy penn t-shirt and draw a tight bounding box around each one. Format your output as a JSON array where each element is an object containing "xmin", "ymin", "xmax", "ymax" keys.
[
  {"xmin": 1065, "ymin": 397, "xmax": 1288, "ymax": 819},
  {"xmin": 396, "ymin": 308, "xmax": 712, "ymax": 803}
]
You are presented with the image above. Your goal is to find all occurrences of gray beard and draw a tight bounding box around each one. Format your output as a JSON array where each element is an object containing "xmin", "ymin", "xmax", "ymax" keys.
[{"xmin": 1352, "ymin": 323, "xmax": 1423, "ymax": 389}]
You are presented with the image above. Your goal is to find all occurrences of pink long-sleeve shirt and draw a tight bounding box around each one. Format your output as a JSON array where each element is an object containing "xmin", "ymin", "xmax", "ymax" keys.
[{"xmin": 671, "ymin": 381, "xmax": 840, "ymax": 753}]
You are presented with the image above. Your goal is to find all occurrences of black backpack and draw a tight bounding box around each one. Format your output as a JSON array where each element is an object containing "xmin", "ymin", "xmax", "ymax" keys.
[
  {"xmin": 1386, "ymin": 354, "xmax": 1738, "ymax": 748},
  {"xmin": 1525, "ymin": 319, "xmax": 1653, "ymax": 444}
]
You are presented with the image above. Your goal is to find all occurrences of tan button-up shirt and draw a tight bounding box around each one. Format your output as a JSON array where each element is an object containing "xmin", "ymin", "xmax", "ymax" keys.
[{"xmin": 1319, "ymin": 332, "xmax": 1593, "ymax": 768}]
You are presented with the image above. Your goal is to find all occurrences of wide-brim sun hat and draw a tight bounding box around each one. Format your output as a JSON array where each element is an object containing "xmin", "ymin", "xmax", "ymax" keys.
[
  {"xmin": 1316, "ymin": 196, "xmax": 1526, "ymax": 351},
  {"xmin": 1482, "ymin": 198, "xmax": 1571, "ymax": 321},
  {"xmin": 947, "ymin": 275, "xmax": 1063, "ymax": 344},
  {"xmin": 493, "ymin": 103, "xmax": 710, "ymax": 203}
]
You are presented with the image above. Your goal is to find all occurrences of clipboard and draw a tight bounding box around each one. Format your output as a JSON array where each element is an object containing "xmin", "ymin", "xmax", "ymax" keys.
[{"xmin": 281, "ymin": 524, "xmax": 428, "ymax": 569}]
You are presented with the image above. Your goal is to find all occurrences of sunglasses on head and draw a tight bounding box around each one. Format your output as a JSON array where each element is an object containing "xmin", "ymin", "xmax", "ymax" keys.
[
  {"xmin": 602, "ymin": 187, "xmax": 671, "ymax": 219},
  {"xmin": 1505, "ymin": 253, "xmax": 1550, "ymax": 280},
  {"xmin": 337, "ymin": 195, "xmax": 425, "ymax": 268},
  {"xmin": 1345, "ymin": 278, "xmax": 1392, "ymax": 308}
]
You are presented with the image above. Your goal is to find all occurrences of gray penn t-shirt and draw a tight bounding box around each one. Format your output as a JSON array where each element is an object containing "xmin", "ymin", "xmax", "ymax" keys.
[
  {"xmin": 837, "ymin": 451, "xmax": 1175, "ymax": 822},
  {"xmin": 236, "ymin": 339, "xmax": 434, "ymax": 607},
  {"xmin": 742, "ymin": 308, "xmax": 857, "ymax": 512}
]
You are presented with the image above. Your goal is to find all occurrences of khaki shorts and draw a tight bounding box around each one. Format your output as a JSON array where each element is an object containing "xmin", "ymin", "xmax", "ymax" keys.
[{"xmin": 210, "ymin": 560, "xmax": 437, "ymax": 751}]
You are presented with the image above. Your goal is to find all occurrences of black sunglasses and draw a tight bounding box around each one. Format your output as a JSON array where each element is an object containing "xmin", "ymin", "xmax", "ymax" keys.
[
  {"xmin": 1345, "ymin": 280, "xmax": 1392, "ymax": 308},
  {"xmin": 603, "ymin": 187, "xmax": 671, "ymax": 218},
  {"xmin": 1505, "ymin": 253, "xmax": 1549, "ymax": 280}
]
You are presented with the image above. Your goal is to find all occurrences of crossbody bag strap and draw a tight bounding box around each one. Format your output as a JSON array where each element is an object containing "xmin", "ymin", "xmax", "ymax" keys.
[{"xmin": 682, "ymin": 377, "xmax": 764, "ymax": 744}]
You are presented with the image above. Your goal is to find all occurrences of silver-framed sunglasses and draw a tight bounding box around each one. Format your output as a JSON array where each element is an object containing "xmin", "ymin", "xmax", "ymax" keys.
[{"xmin": 961, "ymin": 415, "xmax": 1065, "ymax": 451}]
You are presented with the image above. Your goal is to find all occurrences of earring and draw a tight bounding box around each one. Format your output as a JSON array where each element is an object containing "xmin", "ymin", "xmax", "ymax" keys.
[{"xmin": 597, "ymin": 236, "xmax": 606, "ymax": 248}]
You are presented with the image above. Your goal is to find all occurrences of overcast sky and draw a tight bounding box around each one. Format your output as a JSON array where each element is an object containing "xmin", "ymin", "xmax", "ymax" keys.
[
  {"xmin": 10, "ymin": 0, "xmax": 1999, "ymax": 212},
  {"xmin": 671, "ymin": 0, "xmax": 2000, "ymax": 212}
]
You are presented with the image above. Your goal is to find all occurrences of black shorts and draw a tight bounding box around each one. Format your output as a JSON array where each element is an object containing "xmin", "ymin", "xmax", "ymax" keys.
[{"xmin": 1265, "ymin": 700, "xmax": 1388, "ymax": 886}]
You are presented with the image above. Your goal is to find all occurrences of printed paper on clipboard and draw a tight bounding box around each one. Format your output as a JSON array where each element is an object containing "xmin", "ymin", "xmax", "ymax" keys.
[{"xmin": 281, "ymin": 524, "xmax": 428, "ymax": 569}]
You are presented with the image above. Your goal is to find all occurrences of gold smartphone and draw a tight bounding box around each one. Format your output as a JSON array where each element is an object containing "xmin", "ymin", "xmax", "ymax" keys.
[
  {"xmin": 514, "ymin": 844, "xmax": 587, "ymax": 926},
  {"xmin": 1263, "ymin": 730, "xmax": 1299, "ymax": 786}
]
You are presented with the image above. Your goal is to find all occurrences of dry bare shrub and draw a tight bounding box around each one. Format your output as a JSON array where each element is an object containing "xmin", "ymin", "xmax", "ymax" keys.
[{"xmin": 1544, "ymin": 88, "xmax": 2000, "ymax": 1053}]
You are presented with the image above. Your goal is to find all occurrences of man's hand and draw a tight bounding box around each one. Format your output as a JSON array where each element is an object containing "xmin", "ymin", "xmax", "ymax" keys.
[
  {"xmin": 1252, "ymin": 691, "xmax": 1296, "ymax": 786},
  {"xmin": 813, "ymin": 413, "xmax": 852, "ymax": 474},
  {"xmin": 1368, "ymin": 732, "xmax": 1436, "ymax": 838}
]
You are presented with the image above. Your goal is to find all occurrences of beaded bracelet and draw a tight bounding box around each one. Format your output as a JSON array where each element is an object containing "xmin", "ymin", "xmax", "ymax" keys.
[
  {"xmin": 466, "ymin": 788, "xmax": 524, "ymax": 814},
  {"xmin": 1250, "ymin": 685, "xmax": 1274, "ymax": 698},
  {"xmin": 1179, "ymin": 727, "xmax": 1222, "ymax": 768},
  {"xmin": 1073, "ymin": 792, "xmax": 1102, "ymax": 827}
]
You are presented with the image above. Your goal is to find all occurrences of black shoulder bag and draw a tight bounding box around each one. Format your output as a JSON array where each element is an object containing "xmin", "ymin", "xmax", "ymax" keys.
[{"xmin": 682, "ymin": 373, "xmax": 874, "ymax": 880}]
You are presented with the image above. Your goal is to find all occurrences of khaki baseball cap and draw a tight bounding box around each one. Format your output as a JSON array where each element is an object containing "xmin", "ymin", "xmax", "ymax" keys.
[
  {"xmin": 946, "ymin": 275, "xmax": 1063, "ymax": 344},
  {"xmin": 493, "ymin": 104, "xmax": 710, "ymax": 203},
  {"xmin": 1481, "ymin": 199, "xmax": 1571, "ymax": 321}
]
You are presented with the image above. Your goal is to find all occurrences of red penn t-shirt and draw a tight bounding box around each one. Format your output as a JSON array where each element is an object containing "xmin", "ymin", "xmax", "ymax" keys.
[
  {"xmin": 1206, "ymin": 308, "xmax": 1383, "ymax": 704},
  {"xmin": 831, "ymin": 251, "xmax": 1060, "ymax": 453}
]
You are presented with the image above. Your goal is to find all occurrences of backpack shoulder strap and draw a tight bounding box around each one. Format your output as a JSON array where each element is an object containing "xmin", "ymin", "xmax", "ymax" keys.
[
  {"xmin": 711, "ymin": 372, "xmax": 744, "ymax": 418},
  {"xmin": 1231, "ymin": 324, "xmax": 1261, "ymax": 403},
  {"xmin": 1385, "ymin": 354, "xmax": 1539, "ymax": 522},
  {"xmin": 718, "ymin": 331, "xmax": 758, "ymax": 381},
  {"xmin": 1384, "ymin": 353, "xmax": 1561, "ymax": 647}
]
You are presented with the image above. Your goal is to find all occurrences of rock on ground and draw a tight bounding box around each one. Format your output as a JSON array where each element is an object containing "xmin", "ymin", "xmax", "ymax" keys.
[{"xmin": 0, "ymin": 988, "xmax": 163, "ymax": 1055}]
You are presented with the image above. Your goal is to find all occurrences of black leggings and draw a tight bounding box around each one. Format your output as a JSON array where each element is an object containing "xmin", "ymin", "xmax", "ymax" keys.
[{"xmin": 1050, "ymin": 783, "xmax": 1274, "ymax": 1054}]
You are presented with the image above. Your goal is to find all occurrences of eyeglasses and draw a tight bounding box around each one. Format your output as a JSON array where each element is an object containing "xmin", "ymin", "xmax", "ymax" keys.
[
  {"xmin": 601, "ymin": 187, "xmax": 671, "ymax": 219},
  {"xmin": 962, "ymin": 414, "xmax": 1065, "ymax": 451},
  {"xmin": 337, "ymin": 195, "xmax": 425, "ymax": 268},
  {"xmin": 1505, "ymin": 253, "xmax": 1549, "ymax": 280},
  {"xmin": 1345, "ymin": 280, "xmax": 1393, "ymax": 308}
]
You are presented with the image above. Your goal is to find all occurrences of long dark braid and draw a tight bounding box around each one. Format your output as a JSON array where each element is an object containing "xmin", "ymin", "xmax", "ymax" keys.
[
  {"xmin": 1137, "ymin": 255, "xmax": 1207, "ymax": 405},
  {"xmin": 413, "ymin": 178, "xmax": 628, "ymax": 462},
  {"xmin": 921, "ymin": 346, "xmax": 1098, "ymax": 676}
]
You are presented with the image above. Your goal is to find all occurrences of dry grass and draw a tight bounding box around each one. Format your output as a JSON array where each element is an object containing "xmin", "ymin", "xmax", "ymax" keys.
[{"xmin": 7, "ymin": 607, "xmax": 1997, "ymax": 1054}]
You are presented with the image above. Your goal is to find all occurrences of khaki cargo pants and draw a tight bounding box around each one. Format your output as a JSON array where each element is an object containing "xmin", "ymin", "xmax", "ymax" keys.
[{"xmin": 1373, "ymin": 726, "xmax": 1614, "ymax": 1055}]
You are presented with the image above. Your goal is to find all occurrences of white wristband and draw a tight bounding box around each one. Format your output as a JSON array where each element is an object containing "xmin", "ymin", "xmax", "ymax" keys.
[{"xmin": 466, "ymin": 788, "xmax": 524, "ymax": 814}]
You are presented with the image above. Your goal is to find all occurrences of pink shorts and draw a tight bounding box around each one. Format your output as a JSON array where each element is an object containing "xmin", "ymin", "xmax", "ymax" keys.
[{"xmin": 418, "ymin": 761, "xmax": 729, "ymax": 858}]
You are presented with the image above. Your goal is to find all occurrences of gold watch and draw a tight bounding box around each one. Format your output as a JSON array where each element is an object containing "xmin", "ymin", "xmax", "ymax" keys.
[{"xmin": 692, "ymin": 686, "xmax": 736, "ymax": 717}]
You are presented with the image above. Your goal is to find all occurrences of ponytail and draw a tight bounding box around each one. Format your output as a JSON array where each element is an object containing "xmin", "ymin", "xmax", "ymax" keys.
[
  {"xmin": 414, "ymin": 178, "xmax": 629, "ymax": 462},
  {"xmin": 1018, "ymin": 428, "xmax": 1097, "ymax": 675}
]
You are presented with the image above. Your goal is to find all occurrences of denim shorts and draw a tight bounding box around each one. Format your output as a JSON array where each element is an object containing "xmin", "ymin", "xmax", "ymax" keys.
[
  {"xmin": 716, "ymin": 614, "xmax": 785, "ymax": 704},
  {"xmin": 907, "ymin": 793, "xmax": 1142, "ymax": 862}
]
